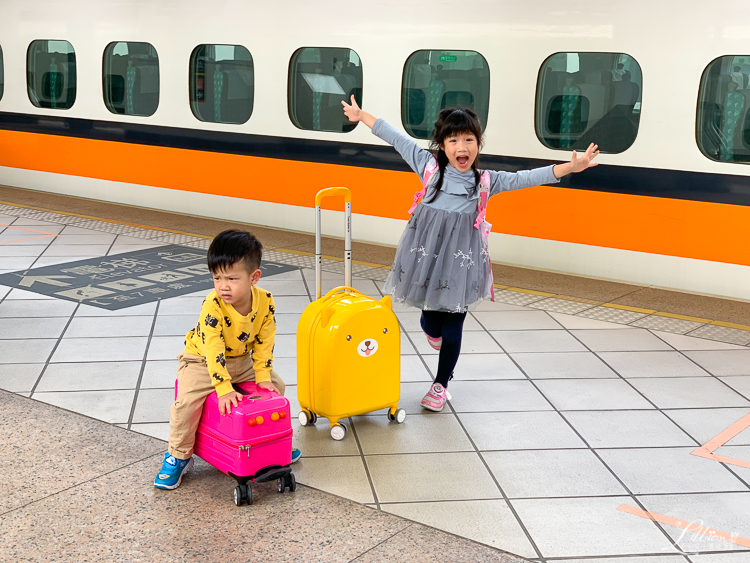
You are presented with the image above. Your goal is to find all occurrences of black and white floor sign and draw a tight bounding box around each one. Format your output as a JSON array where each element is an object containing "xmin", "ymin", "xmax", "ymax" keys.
[{"xmin": 0, "ymin": 245, "xmax": 299, "ymax": 310}]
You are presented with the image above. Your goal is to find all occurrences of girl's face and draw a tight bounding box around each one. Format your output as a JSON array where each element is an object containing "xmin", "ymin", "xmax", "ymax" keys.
[{"xmin": 440, "ymin": 132, "xmax": 479, "ymax": 173}]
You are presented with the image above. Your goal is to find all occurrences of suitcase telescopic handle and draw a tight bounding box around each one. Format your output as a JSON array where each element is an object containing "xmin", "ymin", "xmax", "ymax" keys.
[{"xmin": 314, "ymin": 187, "xmax": 352, "ymax": 300}]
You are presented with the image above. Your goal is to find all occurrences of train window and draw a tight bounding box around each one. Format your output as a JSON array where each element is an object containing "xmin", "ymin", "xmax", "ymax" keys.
[
  {"xmin": 697, "ymin": 56, "xmax": 750, "ymax": 164},
  {"xmin": 288, "ymin": 47, "xmax": 362, "ymax": 133},
  {"xmin": 190, "ymin": 45, "xmax": 254, "ymax": 124},
  {"xmin": 536, "ymin": 52, "xmax": 642, "ymax": 153},
  {"xmin": 0, "ymin": 45, "xmax": 4, "ymax": 101},
  {"xmin": 27, "ymin": 40, "xmax": 76, "ymax": 109},
  {"xmin": 401, "ymin": 50, "xmax": 490, "ymax": 139},
  {"xmin": 103, "ymin": 42, "xmax": 159, "ymax": 117}
]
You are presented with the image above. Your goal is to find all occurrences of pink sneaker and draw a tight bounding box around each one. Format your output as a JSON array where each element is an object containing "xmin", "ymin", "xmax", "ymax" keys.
[
  {"xmin": 424, "ymin": 332, "xmax": 442, "ymax": 350},
  {"xmin": 421, "ymin": 383, "xmax": 450, "ymax": 412}
]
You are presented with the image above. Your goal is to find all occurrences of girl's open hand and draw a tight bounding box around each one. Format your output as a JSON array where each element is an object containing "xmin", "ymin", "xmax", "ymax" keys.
[
  {"xmin": 341, "ymin": 95, "xmax": 362, "ymax": 122},
  {"xmin": 569, "ymin": 143, "xmax": 600, "ymax": 173}
]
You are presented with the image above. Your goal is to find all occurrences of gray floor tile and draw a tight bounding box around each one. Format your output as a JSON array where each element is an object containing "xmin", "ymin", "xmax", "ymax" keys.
[
  {"xmin": 571, "ymin": 328, "xmax": 673, "ymax": 352},
  {"xmin": 32, "ymin": 256, "xmax": 103, "ymax": 268},
  {"xmin": 146, "ymin": 336, "xmax": 184, "ymax": 361},
  {"xmin": 292, "ymin": 419, "xmax": 361, "ymax": 457},
  {"xmin": 512, "ymin": 496, "xmax": 676, "ymax": 557},
  {"xmin": 484, "ymin": 449, "xmax": 627, "ymax": 498},
  {"xmin": 628, "ymin": 378, "xmax": 750, "ymax": 409},
  {"xmin": 637, "ymin": 492, "xmax": 750, "ymax": 554},
  {"xmin": 274, "ymin": 313, "xmax": 302, "ymax": 335},
  {"xmin": 65, "ymin": 315, "xmax": 154, "ymax": 338},
  {"xmin": 156, "ymin": 295, "xmax": 207, "ymax": 316},
  {"xmin": 354, "ymin": 413, "xmax": 473, "ymax": 454},
  {"xmin": 473, "ymin": 310, "xmax": 562, "ymax": 331},
  {"xmin": 553, "ymin": 558, "xmax": 690, "ymax": 563},
  {"xmin": 0, "ymin": 339, "xmax": 57, "ymax": 364},
  {"xmin": 683, "ymin": 350, "xmax": 750, "ymax": 376},
  {"xmin": 0, "ymin": 235, "xmax": 54, "ymax": 246},
  {"xmin": 425, "ymin": 353, "xmax": 524, "ymax": 380},
  {"xmin": 652, "ymin": 330, "xmax": 746, "ymax": 351},
  {"xmin": 273, "ymin": 334, "xmax": 296, "ymax": 358},
  {"xmin": 598, "ymin": 447, "xmax": 749, "ymax": 494},
  {"xmin": 3, "ymin": 288, "xmax": 55, "ymax": 300},
  {"xmin": 366, "ymin": 452, "xmax": 498, "ymax": 502},
  {"xmin": 108, "ymin": 244, "xmax": 164, "ymax": 254},
  {"xmin": 598, "ymin": 351, "xmax": 712, "ymax": 378},
  {"xmin": 665, "ymin": 408, "xmax": 750, "ymax": 446},
  {"xmin": 719, "ymin": 376, "xmax": 750, "ymax": 401},
  {"xmin": 291, "ymin": 456, "xmax": 375, "ymax": 504},
  {"xmin": 0, "ymin": 256, "xmax": 39, "ymax": 270},
  {"xmin": 0, "ymin": 246, "xmax": 46, "ymax": 256},
  {"xmin": 36, "ymin": 361, "xmax": 142, "ymax": 392},
  {"xmin": 400, "ymin": 354, "xmax": 432, "ymax": 382},
  {"xmin": 459, "ymin": 411, "xmax": 586, "ymax": 450},
  {"xmin": 59, "ymin": 226, "xmax": 107, "ymax": 235},
  {"xmin": 153, "ymin": 314, "xmax": 194, "ymax": 337},
  {"xmin": 10, "ymin": 219, "xmax": 65, "ymax": 230},
  {"xmin": 399, "ymin": 333, "xmax": 418, "ymax": 355},
  {"xmin": 48, "ymin": 234, "xmax": 117, "ymax": 245},
  {"xmin": 140, "ymin": 360, "xmax": 177, "ymax": 389},
  {"xmin": 382, "ymin": 499, "xmax": 538, "ymax": 557},
  {"xmin": 472, "ymin": 299, "xmax": 529, "ymax": 312},
  {"xmin": 490, "ymin": 330, "xmax": 587, "ymax": 353},
  {"xmin": 564, "ymin": 410, "xmax": 697, "ymax": 448},
  {"xmin": 409, "ymin": 329, "xmax": 503, "ymax": 355},
  {"xmin": 534, "ymin": 379, "xmax": 656, "ymax": 410},
  {"xmin": 359, "ymin": 381, "xmax": 442, "ymax": 416},
  {"xmin": 131, "ymin": 388, "xmax": 174, "ymax": 423},
  {"xmin": 255, "ymin": 279, "xmax": 308, "ymax": 296},
  {"xmin": 0, "ymin": 363, "xmax": 45, "ymax": 393},
  {"xmin": 40, "ymin": 244, "xmax": 110, "ymax": 257},
  {"xmin": 0, "ymin": 316, "xmax": 69, "ymax": 339},
  {"xmin": 32, "ymin": 389, "xmax": 135, "ymax": 424},
  {"xmin": 511, "ymin": 351, "xmax": 617, "ymax": 379},
  {"xmin": 448, "ymin": 380, "xmax": 554, "ymax": 412},
  {"xmin": 548, "ymin": 312, "xmax": 639, "ymax": 330},
  {"xmin": 273, "ymin": 356, "xmax": 297, "ymax": 386},
  {"xmin": 0, "ymin": 299, "xmax": 77, "ymax": 317},
  {"xmin": 52, "ymin": 337, "xmax": 148, "ymax": 363},
  {"xmin": 75, "ymin": 301, "xmax": 157, "ymax": 317},
  {"xmin": 272, "ymin": 295, "xmax": 312, "ymax": 314},
  {"xmin": 689, "ymin": 554, "xmax": 750, "ymax": 562}
]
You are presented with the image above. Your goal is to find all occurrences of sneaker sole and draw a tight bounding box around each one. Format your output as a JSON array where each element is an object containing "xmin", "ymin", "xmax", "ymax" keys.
[
  {"xmin": 420, "ymin": 401, "xmax": 445, "ymax": 412},
  {"xmin": 154, "ymin": 457, "xmax": 194, "ymax": 490}
]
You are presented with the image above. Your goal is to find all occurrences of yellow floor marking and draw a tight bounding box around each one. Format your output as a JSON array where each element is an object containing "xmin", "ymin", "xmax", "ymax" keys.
[
  {"xmin": 654, "ymin": 312, "xmax": 711, "ymax": 324},
  {"xmin": 506, "ymin": 287, "xmax": 556, "ymax": 297},
  {"xmin": 601, "ymin": 303, "xmax": 656, "ymax": 314},
  {"xmin": 709, "ymin": 320, "xmax": 750, "ymax": 331}
]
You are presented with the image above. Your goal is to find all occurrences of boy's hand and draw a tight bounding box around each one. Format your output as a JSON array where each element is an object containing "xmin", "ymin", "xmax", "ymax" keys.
[
  {"xmin": 218, "ymin": 391, "xmax": 243, "ymax": 416},
  {"xmin": 257, "ymin": 381, "xmax": 280, "ymax": 394}
]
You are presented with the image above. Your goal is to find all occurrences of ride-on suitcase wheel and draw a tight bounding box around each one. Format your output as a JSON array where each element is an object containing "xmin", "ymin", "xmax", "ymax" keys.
[
  {"xmin": 387, "ymin": 408, "xmax": 406, "ymax": 424},
  {"xmin": 330, "ymin": 423, "xmax": 347, "ymax": 441}
]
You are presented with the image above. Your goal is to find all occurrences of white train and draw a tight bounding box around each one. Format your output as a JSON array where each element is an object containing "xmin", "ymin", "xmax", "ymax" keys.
[{"xmin": 1, "ymin": 0, "xmax": 749, "ymax": 300}]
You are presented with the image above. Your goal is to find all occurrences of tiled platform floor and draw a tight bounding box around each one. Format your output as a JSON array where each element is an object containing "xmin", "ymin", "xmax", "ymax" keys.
[{"xmin": 2, "ymin": 208, "xmax": 750, "ymax": 562}]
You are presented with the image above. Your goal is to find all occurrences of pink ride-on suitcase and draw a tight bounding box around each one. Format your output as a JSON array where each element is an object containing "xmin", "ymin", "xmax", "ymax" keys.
[{"xmin": 176, "ymin": 380, "xmax": 295, "ymax": 506}]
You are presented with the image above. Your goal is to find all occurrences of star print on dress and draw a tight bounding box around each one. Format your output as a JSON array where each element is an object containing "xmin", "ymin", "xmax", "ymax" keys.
[
  {"xmin": 436, "ymin": 279, "xmax": 450, "ymax": 290},
  {"xmin": 454, "ymin": 249, "xmax": 475, "ymax": 269},
  {"xmin": 410, "ymin": 245, "xmax": 428, "ymax": 263}
]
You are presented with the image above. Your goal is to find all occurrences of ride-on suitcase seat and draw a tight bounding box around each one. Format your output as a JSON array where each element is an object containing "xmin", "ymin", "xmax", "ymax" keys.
[
  {"xmin": 296, "ymin": 187, "xmax": 406, "ymax": 441},
  {"xmin": 177, "ymin": 380, "xmax": 296, "ymax": 505}
]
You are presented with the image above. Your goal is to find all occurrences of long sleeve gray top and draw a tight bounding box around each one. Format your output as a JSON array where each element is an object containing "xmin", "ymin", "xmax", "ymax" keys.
[{"xmin": 372, "ymin": 119, "xmax": 559, "ymax": 213}]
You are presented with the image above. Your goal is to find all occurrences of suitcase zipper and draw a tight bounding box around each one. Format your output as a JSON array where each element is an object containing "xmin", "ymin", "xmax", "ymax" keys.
[{"xmin": 238, "ymin": 445, "xmax": 251, "ymax": 458}]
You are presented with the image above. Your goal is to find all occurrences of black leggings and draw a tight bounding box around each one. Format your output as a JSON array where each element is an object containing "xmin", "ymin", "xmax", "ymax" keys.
[{"xmin": 420, "ymin": 310, "xmax": 467, "ymax": 388}]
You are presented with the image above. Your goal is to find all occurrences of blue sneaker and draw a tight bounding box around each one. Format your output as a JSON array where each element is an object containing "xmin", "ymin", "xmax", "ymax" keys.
[
  {"xmin": 291, "ymin": 448, "xmax": 302, "ymax": 464},
  {"xmin": 154, "ymin": 453, "xmax": 193, "ymax": 490}
]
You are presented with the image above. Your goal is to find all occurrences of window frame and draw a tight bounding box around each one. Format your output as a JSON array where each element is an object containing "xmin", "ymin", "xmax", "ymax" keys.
[
  {"xmin": 534, "ymin": 50, "xmax": 643, "ymax": 154},
  {"xmin": 26, "ymin": 39, "xmax": 77, "ymax": 110},
  {"xmin": 102, "ymin": 41, "xmax": 160, "ymax": 117}
]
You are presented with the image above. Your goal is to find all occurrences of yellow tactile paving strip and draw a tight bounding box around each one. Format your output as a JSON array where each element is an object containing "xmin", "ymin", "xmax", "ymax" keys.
[{"xmin": 1, "ymin": 200, "xmax": 749, "ymax": 346}]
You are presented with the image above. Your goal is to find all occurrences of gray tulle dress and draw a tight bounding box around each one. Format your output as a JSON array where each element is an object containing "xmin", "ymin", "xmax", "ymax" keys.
[{"xmin": 374, "ymin": 119, "xmax": 559, "ymax": 313}]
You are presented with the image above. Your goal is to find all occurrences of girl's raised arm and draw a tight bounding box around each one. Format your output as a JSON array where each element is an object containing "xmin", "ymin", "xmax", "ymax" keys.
[{"xmin": 342, "ymin": 95, "xmax": 377, "ymax": 129}]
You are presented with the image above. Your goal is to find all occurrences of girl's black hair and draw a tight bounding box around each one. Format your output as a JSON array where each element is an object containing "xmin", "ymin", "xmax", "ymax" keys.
[
  {"xmin": 207, "ymin": 229, "xmax": 263, "ymax": 274},
  {"xmin": 424, "ymin": 107, "xmax": 484, "ymax": 203}
]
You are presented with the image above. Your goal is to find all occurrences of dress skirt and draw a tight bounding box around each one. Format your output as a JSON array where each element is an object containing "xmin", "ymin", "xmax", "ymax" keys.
[{"xmin": 383, "ymin": 204, "xmax": 493, "ymax": 313}]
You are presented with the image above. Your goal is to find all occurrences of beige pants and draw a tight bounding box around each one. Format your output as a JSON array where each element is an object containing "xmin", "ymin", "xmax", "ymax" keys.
[{"xmin": 168, "ymin": 353, "xmax": 286, "ymax": 459}]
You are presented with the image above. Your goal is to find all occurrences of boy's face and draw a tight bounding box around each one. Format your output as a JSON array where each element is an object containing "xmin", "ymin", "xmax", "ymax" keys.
[{"xmin": 212, "ymin": 261, "xmax": 261, "ymax": 309}]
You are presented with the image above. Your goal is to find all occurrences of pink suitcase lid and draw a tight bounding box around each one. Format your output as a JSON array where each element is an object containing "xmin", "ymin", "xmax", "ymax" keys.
[{"xmin": 199, "ymin": 381, "xmax": 292, "ymax": 448}]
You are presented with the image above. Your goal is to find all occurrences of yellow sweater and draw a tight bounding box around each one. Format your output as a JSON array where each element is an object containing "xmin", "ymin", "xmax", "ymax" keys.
[{"xmin": 184, "ymin": 286, "xmax": 276, "ymax": 397}]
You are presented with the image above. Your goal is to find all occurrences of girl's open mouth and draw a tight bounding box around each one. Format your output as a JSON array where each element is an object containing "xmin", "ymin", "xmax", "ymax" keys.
[{"xmin": 457, "ymin": 156, "xmax": 469, "ymax": 167}]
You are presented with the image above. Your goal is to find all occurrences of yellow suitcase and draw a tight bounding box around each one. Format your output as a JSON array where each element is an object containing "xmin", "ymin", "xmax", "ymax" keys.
[{"xmin": 296, "ymin": 187, "xmax": 405, "ymax": 440}]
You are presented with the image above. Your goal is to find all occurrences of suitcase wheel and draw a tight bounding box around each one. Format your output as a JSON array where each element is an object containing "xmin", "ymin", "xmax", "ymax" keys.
[
  {"xmin": 387, "ymin": 408, "xmax": 407, "ymax": 424},
  {"xmin": 277, "ymin": 473, "xmax": 297, "ymax": 493},
  {"xmin": 298, "ymin": 409, "xmax": 317, "ymax": 427},
  {"xmin": 330, "ymin": 423, "xmax": 347, "ymax": 441},
  {"xmin": 234, "ymin": 484, "xmax": 253, "ymax": 507}
]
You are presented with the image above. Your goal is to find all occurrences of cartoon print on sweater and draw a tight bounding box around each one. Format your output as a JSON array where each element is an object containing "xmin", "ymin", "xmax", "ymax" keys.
[
  {"xmin": 269, "ymin": 303, "xmax": 275, "ymax": 315},
  {"xmin": 216, "ymin": 352, "xmax": 226, "ymax": 367},
  {"xmin": 238, "ymin": 332, "xmax": 250, "ymax": 343},
  {"xmin": 212, "ymin": 372, "xmax": 224, "ymax": 383},
  {"xmin": 265, "ymin": 359, "xmax": 273, "ymax": 368},
  {"xmin": 251, "ymin": 313, "xmax": 256, "ymax": 322},
  {"xmin": 213, "ymin": 297, "xmax": 220, "ymax": 306},
  {"xmin": 204, "ymin": 314, "xmax": 219, "ymax": 328},
  {"xmin": 226, "ymin": 346, "xmax": 233, "ymax": 353},
  {"xmin": 224, "ymin": 316, "xmax": 232, "ymax": 327},
  {"xmin": 255, "ymin": 334, "xmax": 263, "ymax": 345}
]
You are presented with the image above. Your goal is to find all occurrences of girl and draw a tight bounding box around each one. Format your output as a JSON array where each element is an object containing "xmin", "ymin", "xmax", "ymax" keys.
[{"xmin": 341, "ymin": 97, "xmax": 599, "ymax": 412}]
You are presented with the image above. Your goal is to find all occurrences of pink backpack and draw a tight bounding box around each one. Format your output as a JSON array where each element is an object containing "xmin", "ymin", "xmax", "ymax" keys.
[{"xmin": 408, "ymin": 159, "xmax": 496, "ymax": 301}]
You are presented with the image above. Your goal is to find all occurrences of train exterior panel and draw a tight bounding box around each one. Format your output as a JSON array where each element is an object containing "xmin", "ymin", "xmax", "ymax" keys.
[{"xmin": 1, "ymin": 0, "xmax": 749, "ymax": 299}]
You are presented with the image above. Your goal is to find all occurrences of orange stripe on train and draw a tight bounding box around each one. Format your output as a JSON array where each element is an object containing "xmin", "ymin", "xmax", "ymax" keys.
[{"xmin": 2, "ymin": 129, "xmax": 750, "ymax": 267}]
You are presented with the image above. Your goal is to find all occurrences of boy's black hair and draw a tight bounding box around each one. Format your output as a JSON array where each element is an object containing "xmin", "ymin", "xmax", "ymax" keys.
[{"xmin": 207, "ymin": 229, "xmax": 263, "ymax": 274}]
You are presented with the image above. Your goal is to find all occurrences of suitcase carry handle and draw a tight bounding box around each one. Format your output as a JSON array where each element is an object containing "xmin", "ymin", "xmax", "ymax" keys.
[
  {"xmin": 315, "ymin": 187, "xmax": 352, "ymax": 299},
  {"xmin": 321, "ymin": 285, "xmax": 362, "ymax": 303}
]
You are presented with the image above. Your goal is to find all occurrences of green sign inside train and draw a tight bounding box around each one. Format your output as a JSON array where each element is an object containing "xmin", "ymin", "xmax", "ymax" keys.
[{"xmin": 439, "ymin": 55, "xmax": 457, "ymax": 62}]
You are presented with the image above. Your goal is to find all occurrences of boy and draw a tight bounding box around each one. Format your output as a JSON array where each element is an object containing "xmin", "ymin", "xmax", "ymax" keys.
[{"xmin": 154, "ymin": 229, "xmax": 301, "ymax": 490}]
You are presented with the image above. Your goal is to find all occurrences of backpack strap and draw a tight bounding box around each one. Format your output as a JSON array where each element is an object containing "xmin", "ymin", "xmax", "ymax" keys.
[
  {"xmin": 408, "ymin": 158, "xmax": 439, "ymax": 215},
  {"xmin": 474, "ymin": 170, "xmax": 492, "ymax": 231}
]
